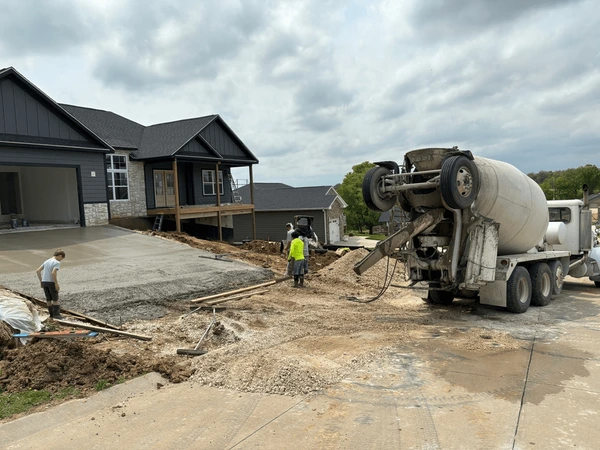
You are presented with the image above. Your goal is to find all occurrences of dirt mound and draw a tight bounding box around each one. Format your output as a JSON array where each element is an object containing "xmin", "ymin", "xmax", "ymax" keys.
[
  {"xmin": 0, "ymin": 340, "xmax": 193, "ymax": 394},
  {"xmin": 241, "ymin": 240, "xmax": 280, "ymax": 254},
  {"xmin": 150, "ymin": 231, "xmax": 237, "ymax": 255},
  {"xmin": 312, "ymin": 248, "xmax": 405, "ymax": 291}
]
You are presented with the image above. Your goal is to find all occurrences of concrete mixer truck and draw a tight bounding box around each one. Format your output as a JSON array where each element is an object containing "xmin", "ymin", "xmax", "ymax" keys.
[{"xmin": 353, "ymin": 147, "xmax": 600, "ymax": 313}]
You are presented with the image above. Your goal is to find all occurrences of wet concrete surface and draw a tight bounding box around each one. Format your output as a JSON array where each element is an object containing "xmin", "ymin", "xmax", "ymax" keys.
[
  {"xmin": 2, "ymin": 278, "xmax": 600, "ymax": 449},
  {"xmin": 0, "ymin": 226, "xmax": 272, "ymax": 323}
]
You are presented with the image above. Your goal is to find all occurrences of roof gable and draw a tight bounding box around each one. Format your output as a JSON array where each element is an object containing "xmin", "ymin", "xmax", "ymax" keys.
[
  {"xmin": 199, "ymin": 117, "xmax": 258, "ymax": 163},
  {"xmin": 133, "ymin": 115, "xmax": 216, "ymax": 159},
  {"xmin": 0, "ymin": 68, "xmax": 112, "ymax": 152}
]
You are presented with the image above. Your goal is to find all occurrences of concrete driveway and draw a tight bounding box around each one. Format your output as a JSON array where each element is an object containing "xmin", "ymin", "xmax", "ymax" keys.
[
  {"xmin": 2, "ymin": 279, "xmax": 600, "ymax": 449},
  {"xmin": 0, "ymin": 226, "xmax": 271, "ymax": 322}
]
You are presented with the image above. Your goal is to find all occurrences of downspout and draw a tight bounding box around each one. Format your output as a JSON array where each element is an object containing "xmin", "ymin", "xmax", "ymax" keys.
[{"xmin": 323, "ymin": 209, "xmax": 327, "ymax": 244}]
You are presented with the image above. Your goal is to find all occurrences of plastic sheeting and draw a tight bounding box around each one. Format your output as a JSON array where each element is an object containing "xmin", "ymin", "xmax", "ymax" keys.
[{"xmin": 0, "ymin": 294, "xmax": 43, "ymax": 344}]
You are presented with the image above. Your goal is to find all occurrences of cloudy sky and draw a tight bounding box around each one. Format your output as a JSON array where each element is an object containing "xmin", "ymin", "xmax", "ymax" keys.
[{"xmin": 1, "ymin": 0, "xmax": 598, "ymax": 186}]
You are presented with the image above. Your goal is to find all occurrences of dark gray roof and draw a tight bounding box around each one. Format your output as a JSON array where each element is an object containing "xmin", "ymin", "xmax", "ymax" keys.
[
  {"xmin": 60, "ymin": 104, "xmax": 144, "ymax": 149},
  {"xmin": 63, "ymin": 104, "xmax": 257, "ymax": 164},
  {"xmin": 236, "ymin": 183, "xmax": 343, "ymax": 211},
  {"xmin": 136, "ymin": 115, "xmax": 216, "ymax": 158}
]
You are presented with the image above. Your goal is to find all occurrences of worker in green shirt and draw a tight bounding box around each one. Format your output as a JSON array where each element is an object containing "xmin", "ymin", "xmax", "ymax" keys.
[{"xmin": 288, "ymin": 231, "xmax": 305, "ymax": 288}]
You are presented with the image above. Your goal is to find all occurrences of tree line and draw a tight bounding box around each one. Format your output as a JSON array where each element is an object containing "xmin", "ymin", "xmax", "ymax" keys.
[
  {"xmin": 528, "ymin": 165, "xmax": 600, "ymax": 200},
  {"xmin": 337, "ymin": 162, "xmax": 600, "ymax": 234}
]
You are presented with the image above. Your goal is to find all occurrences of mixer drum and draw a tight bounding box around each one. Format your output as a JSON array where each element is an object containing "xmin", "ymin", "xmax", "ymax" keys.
[{"xmin": 472, "ymin": 157, "xmax": 549, "ymax": 255}]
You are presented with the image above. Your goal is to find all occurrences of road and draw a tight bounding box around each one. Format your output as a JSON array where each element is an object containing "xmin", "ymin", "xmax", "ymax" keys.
[{"xmin": 2, "ymin": 279, "xmax": 600, "ymax": 449}]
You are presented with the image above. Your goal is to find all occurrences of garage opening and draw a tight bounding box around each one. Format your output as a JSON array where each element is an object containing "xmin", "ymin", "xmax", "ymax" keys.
[{"xmin": 0, "ymin": 166, "xmax": 81, "ymax": 230}]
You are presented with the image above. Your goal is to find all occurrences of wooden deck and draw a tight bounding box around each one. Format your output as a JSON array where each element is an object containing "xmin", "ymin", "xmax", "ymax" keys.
[{"xmin": 147, "ymin": 203, "xmax": 254, "ymax": 219}]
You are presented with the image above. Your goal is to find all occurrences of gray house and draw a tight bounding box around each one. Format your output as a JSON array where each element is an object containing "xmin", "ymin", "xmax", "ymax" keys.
[
  {"xmin": 232, "ymin": 183, "xmax": 347, "ymax": 244},
  {"xmin": 0, "ymin": 67, "xmax": 114, "ymax": 227},
  {"xmin": 0, "ymin": 67, "xmax": 259, "ymax": 240}
]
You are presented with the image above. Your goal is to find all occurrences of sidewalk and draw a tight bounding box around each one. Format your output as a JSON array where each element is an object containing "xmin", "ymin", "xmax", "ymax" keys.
[{"xmin": 329, "ymin": 235, "xmax": 378, "ymax": 249}]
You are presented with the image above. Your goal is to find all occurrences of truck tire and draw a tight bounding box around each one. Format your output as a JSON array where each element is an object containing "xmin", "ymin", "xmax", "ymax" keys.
[
  {"xmin": 529, "ymin": 263, "xmax": 553, "ymax": 306},
  {"xmin": 595, "ymin": 281, "xmax": 600, "ymax": 288},
  {"xmin": 428, "ymin": 285, "xmax": 455, "ymax": 305},
  {"xmin": 506, "ymin": 266, "xmax": 531, "ymax": 313},
  {"xmin": 440, "ymin": 155, "xmax": 480, "ymax": 209},
  {"xmin": 362, "ymin": 166, "xmax": 396, "ymax": 212},
  {"xmin": 548, "ymin": 260, "xmax": 564, "ymax": 295}
]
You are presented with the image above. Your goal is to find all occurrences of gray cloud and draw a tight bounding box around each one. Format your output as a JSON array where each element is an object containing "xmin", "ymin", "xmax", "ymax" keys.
[
  {"xmin": 0, "ymin": 1, "xmax": 91, "ymax": 56},
  {"xmin": 408, "ymin": 0, "xmax": 583, "ymax": 39}
]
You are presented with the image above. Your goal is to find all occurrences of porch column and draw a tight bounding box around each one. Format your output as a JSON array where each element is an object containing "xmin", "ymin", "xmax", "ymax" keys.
[
  {"xmin": 216, "ymin": 162, "xmax": 222, "ymax": 241},
  {"xmin": 173, "ymin": 159, "xmax": 181, "ymax": 232},
  {"xmin": 250, "ymin": 165, "xmax": 256, "ymax": 240}
]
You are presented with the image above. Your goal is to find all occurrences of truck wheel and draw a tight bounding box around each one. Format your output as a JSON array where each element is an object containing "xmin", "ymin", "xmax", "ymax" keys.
[
  {"xmin": 506, "ymin": 266, "xmax": 531, "ymax": 313},
  {"xmin": 595, "ymin": 281, "xmax": 600, "ymax": 288},
  {"xmin": 428, "ymin": 286, "xmax": 455, "ymax": 305},
  {"xmin": 362, "ymin": 166, "xmax": 397, "ymax": 212},
  {"xmin": 529, "ymin": 263, "xmax": 553, "ymax": 306},
  {"xmin": 548, "ymin": 260, "xmax": 564, "ymax": 295},
  {"xmin": 440, "ymin": 155, "xmax": 480, "ymax": 209}
]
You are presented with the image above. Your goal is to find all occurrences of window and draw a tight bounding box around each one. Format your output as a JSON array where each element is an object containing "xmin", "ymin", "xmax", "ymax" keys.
[
  {"xmin": 106, "ymin": 155, "xmax": 129, "ymax": 200},
  {"xmin": 202, "ymin": 170, "xmax": 224, "ymax": 196},
  {"xmin": 549, "ymin": 207, "xmax": 571, "ymax": 223}
]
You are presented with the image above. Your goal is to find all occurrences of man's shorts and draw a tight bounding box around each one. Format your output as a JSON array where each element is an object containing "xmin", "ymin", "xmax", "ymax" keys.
[
  {"xmin": 42, "ymin": 282, "xmax": 59, "ymax": 302},
  {"xmin": 293, "ymin": 259, "xmax": 305, "ymax": 276}
]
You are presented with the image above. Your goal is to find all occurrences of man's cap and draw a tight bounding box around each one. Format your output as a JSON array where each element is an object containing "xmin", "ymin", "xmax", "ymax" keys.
[{"xmin": 286, "ymin": 223, "xmax": 293, "ymax": 228}]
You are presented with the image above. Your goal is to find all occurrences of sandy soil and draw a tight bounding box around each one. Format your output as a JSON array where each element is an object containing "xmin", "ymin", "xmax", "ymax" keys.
[{"xmin": 0, "ymin": 233, "xmax": 522, "ymax": 419}]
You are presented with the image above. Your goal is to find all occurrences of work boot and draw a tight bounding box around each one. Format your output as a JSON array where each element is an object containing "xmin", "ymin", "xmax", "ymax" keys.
[
  {"xmin": 299, "ymin": 276, "xmax": 304, "ymax": 287},
  {"xmin": 47, "ymin": 303, "xmax": 53, "ymax": 316},
  {"xmin": 293, "ymin": 276, "xmax": 299, "ymax": 288},
  {"xmin": 51, "ymin": 305, "xmax": 64, "ymax": 320}
]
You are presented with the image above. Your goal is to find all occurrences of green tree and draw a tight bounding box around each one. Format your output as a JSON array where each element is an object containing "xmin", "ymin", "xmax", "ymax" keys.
[
  {"xmin": 337, "ymin": 162, "xmax": 382, "ymax": 234},
  {"xmin": 536, "ymin": 165, "xmax": 600, "ymax": 200}
]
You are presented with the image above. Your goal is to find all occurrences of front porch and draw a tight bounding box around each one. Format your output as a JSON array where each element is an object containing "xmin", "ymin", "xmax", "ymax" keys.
[{"xmin": 145, "ymin": 159, "xmax": 257, "ymax": 241}]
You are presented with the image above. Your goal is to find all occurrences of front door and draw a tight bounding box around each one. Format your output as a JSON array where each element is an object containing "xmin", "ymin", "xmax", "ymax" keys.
[{"xmin": 154, "ymin": 170, "xmax": 175, "ymax": 208}]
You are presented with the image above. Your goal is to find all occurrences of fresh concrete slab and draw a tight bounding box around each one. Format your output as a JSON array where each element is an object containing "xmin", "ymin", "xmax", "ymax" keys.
[
  {"xmin": 0, "ymin": 226, "xmax": 271, "ymax": 322},
  {"xmin": 2, "ymin": 246, "xmax": 600, "ymax": 448}
]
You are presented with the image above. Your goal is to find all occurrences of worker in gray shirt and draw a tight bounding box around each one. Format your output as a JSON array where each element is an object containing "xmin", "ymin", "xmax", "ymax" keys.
[{"xmin": 36, "ymin": 249, "xmax": 66, "ymax": 319}]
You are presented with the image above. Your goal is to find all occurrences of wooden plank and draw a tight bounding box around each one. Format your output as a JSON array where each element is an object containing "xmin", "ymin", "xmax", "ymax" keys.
[
  {"xmin": 205, "ymin": 289, "xmax": 269, "ymax": 306},
  {"xmin": 4, "ymin": 288, "xmax": 121, "ymax": 330},
  {"xmin": 190, "ymin": 280, "xmax": 278, "ymax": 304},
  {"xmin": 54, "ymin": 320, "xmax": 152, "ymax": 341}
]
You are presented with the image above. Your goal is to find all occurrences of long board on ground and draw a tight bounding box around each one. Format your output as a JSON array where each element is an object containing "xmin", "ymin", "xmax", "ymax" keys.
[
  {"xmin": 54, "ymin": 319, "xmax": 152, "ymax": 341},
  {"xmin": 190, "ymin": 278, "xmax": 289, "ymax": 304}
]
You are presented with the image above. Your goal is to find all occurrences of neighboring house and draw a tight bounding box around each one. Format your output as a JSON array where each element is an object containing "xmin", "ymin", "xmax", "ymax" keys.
[
  {"xmin": 232, "ymin": 183, "xmax": 347, "ymax": 244},
  {"xmin": 0, "ymin": 67, "xmax": 258, "ymax": 240}
]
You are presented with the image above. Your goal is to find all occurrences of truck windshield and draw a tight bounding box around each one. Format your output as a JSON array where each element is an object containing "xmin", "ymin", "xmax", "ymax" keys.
[{"xmin": 549, "ymin": 207, "xmax": 571, "ymax": 223}]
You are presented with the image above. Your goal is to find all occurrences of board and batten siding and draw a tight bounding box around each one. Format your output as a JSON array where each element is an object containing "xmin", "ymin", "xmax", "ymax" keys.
[
  {"xmin": 0, "ymin": 77, "xmax": 99, "ymax": 145},
  {"xmin": 0, "ymin": 146, "xmax": 108, "ymax": 203},
  {"xmin": 233, "ymin": 211, "xmax": 326, "ymax": 243}
]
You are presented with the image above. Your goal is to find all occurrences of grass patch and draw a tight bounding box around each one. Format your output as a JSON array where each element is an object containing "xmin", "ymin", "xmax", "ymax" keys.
[
  {"xmin": 94, "ymin": 379, "xmax": 110, "ymax": 391},
  {"xmin": 0, "ymin": 390, "xmax": 52, "ymax": 419},
  {"xmin": 54, "ymin": 387, "xmax": 81, "ymax": 400},
  {"xmin": 366, "ymin": 234, "xmax": 386, "ymax": 240}
]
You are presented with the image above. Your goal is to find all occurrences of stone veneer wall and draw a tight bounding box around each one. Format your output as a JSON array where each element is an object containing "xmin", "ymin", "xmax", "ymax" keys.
[
  {"xmin": 325, "ymin": 196, "xmax": 346, "ymax": 243},
  {"xmin": 109, "ymin": 151, "xmax": 147, "ymax": 218},
  {"xmin": 84, "ymin": 203, "xmax": 109, "ymax": 226}
]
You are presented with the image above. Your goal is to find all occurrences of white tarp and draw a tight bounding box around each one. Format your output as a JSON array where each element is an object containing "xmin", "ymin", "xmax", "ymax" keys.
[{"xmin": 0, "ymin": 292, "xmax": 43, "ymax": 344}]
